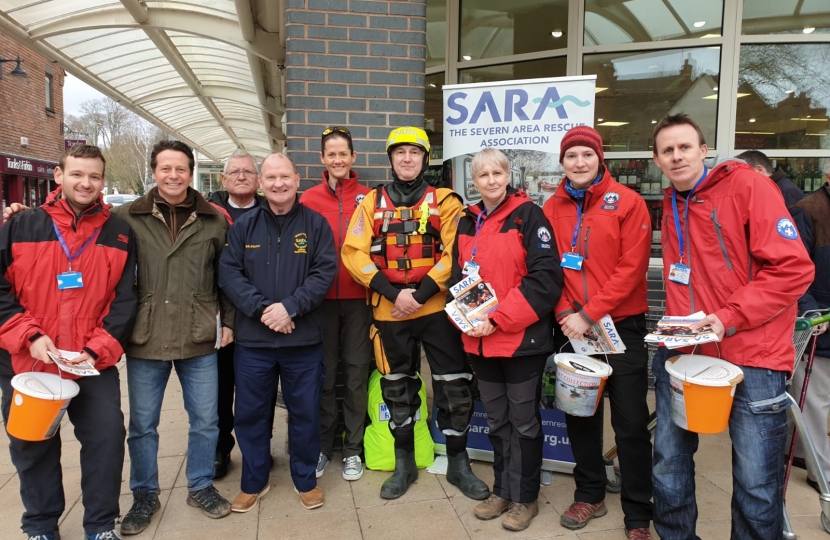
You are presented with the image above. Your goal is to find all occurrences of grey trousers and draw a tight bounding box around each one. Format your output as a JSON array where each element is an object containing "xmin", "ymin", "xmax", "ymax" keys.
[{"xmin": 789, "ymin": 354, "xmax": 830, "ymax": 483}]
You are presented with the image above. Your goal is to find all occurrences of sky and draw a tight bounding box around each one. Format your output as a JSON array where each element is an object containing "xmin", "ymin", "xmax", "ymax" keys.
[{"xmin": 63, "ymin": 73, "xmax": 108, "ymax": 116}]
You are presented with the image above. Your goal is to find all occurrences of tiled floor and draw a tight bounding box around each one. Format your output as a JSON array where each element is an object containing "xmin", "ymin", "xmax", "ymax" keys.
[{"xmin": 0, "ymin": 361, "xmax": 827, "ymax": 539}]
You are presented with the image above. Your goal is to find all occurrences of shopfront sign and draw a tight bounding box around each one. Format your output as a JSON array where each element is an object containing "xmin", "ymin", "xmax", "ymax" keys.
[
  {"xmin": 0, "ymin": 153, "xmax": 56, "ymax": 178},
  {"xmin": 65, "ymin": 139, "xmax": 86, "ymax": 150}
]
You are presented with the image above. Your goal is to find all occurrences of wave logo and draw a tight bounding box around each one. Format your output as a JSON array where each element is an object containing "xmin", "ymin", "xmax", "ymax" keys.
[{"xmin": 446, "ymin": 86, "xmax": 592, "ymax": 125}]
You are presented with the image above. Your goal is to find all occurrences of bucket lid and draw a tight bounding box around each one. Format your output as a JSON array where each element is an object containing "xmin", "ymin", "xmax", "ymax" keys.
[
  {"xmin": 554, "ymin": 353, "xmax": 613, "ymax": 377},
  {"xmin": 665, "ymin": 355, "xmax": 744, "ymax": 387},
  {"xmin": 11, "ymin": 372, "xmax": 80, "ymax": 400}
]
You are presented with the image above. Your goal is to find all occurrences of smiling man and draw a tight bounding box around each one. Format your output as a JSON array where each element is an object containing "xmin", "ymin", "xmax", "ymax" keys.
[{"xmin": 219, "ymin": 153, "xmax": 336, "ymax": 513}]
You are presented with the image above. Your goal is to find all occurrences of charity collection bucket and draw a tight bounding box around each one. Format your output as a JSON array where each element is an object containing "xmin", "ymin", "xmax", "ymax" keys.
[
  {"xmin": 553, "ymin": 353, "xmax": 613, "ymax": 417},
  {"xmin": 7, "ymin": 372, "xmax": 80, "ymax": 441},
  {"xmin": 664, "ymin": 355, "xmax": 744, "ymax": 434}
]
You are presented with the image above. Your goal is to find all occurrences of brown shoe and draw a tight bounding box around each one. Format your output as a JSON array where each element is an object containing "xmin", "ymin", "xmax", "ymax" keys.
[
  {"xmin": 231, "ymin": 484, "xmax": 270, "ymax": 513},
  {"xmin": 560, "ymin": 500, "xmax": 607, "ymax": 530},
  {"xmin": 626, "ymin": 528, "xmax": 654, "ymax": 539},
  {"xmin": 294, "ymin": 485, "xmax": 324, "ymax": 509},
  {"xmin": 502, "ymin": 500, "xmax": 539, "ymax": 531},
  {"xmin": 474, "ymin": 494, "xmax": 511, "ymax": 520}
]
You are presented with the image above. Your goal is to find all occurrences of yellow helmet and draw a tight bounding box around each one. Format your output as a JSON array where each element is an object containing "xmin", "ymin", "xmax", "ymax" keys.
[{"xmin": 385, "ymin": 126, "xmax": 431, "ymax": 154}]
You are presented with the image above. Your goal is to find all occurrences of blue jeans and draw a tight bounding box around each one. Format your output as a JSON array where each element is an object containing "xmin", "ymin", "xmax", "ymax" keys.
[
  {"xmin": 127, "ymin": 354, "xmax": 219, "ymax": 493},
  {"xmin": 652, "ymin": 348, "xmax": 790, "ymax": 540}
]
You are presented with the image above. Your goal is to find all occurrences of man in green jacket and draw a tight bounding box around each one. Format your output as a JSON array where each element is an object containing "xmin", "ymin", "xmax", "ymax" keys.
[{"xmin": 117, "ymin": 140, "xmax": 236, "ymax": 536}]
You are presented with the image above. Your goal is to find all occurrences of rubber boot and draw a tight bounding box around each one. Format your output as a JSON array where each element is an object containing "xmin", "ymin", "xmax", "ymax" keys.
[
  {"xmin": 446, "ymin": 451, "xmax": 490, "ymax": 500},
  {"xmin": 380, "ymin": 449, "xmax": 418, "ymax": 500}
]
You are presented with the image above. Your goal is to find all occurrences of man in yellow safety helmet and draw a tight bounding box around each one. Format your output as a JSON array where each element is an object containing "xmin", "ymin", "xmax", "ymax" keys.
[{"xmin": 342, "ymin": 127, "xmax": 489, "ymax": 501}]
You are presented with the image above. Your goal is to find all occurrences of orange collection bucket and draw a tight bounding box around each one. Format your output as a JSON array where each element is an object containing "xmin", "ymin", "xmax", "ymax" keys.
[
  {"xmin": 665, "ymin": 355, "xmax": 744, "ymax": 434},
  {"xmin": 7, "ymin": 372, "xmax": 79, "ymax": 441},
  {"xmin": 553, "ymin": 353, "xmax": 613, "ymax": 417}
]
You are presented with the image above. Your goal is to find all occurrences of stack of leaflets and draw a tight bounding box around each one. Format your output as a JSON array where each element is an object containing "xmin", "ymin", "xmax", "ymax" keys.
[
  {"xmin": 445, "ymin": 274, "xmax": 499, "ymax": 332},
  {"xmin": 569, "ymin": 314, "xmax": 626, "ymax": 355},
  {"xmin": 47, "ymin": 350, "xmax": 100, "ymax": 377},
  {"xmin": 645, "ymin": 311, "xmax": 721, "ymax": 349}
]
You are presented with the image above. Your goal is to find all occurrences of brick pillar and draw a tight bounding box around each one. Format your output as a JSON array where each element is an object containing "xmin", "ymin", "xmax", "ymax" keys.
[{"xmin": 285, "ymin": 0, "xmax": 427, "ymax": 189}]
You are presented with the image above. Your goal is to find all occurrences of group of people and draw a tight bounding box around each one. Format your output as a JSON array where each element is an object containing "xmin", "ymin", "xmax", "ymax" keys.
[{"xmin": 0, "ymin": 113, "xmax": 821, "ymax": 540}]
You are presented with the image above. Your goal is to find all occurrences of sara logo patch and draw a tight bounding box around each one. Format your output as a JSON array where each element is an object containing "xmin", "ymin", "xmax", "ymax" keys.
[
  {"xmin": 355, "ymin": 193, "xmax": 365, "ymax": 208},
  {"xmin": 776, "ymin": 217, "xmax": 798, "ymax": 240},
  {"xmin": 294, "ymin": 232, "xmax": 308, "ymax": 254},
  {"xmin": 351, "ymin": 212, "xmax": 364, "ymax": 236},
  {"xmin": 603, "ymin": 192, "xmax": 620, "ymax": 204},
  {"xmin": 537, "ymin": 226, "xmax": 551, "ymax": 243}
]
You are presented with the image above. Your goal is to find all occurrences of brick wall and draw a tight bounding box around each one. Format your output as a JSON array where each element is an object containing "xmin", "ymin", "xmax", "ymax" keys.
[
  {"xmin": 0, "ymin": 34, "xmax": 64, "ymax": 162},
  {"xmin": 284, "ymin": 0, "xmax": 427, "ymax": 190}
]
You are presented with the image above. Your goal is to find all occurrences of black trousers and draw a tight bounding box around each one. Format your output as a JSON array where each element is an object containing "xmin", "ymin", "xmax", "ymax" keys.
[
  {"xmin": 376, "ymin": 311, "xmax": 473, "ymax": 455},
  {"xmin": 319, "ymin": 299, "xmax": 373, "ymax": 458},
  {"xmin": 470, "ymin": 352, "xmax": 547, "ymax": 503},
  {"xmin": 1, "ymin": 367, "xmax": 125, "ymax": 536},
  {"xmin": 555, "ymin": 314, "xmax": 654, "ymax": 530}
]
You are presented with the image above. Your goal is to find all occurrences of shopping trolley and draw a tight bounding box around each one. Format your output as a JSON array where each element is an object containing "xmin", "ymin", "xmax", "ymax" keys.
[{"xmin": 783, "ymin": 310, "xmax": 830, "ymax": 539}]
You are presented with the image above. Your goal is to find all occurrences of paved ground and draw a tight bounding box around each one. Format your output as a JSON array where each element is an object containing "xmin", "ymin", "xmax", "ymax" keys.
[{"xmin": 0, "ymin": 361, "xmax": 827, "ymax": 539}]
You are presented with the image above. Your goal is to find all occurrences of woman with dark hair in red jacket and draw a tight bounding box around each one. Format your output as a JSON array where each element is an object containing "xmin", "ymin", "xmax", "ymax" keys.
[{"xmin": 449, "ymin": 147, "xmax": 562, "ymax": 532}]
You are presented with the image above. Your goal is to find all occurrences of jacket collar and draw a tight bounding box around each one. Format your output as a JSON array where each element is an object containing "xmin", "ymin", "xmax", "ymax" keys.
[
  {"xmin": 467, "ymin": 186, "xmax": 527, "ymax": 219},
  {"xmin": 322, "ymin": 170, "xmax": 360, "ymax": 195},
  {"xmin": 552, "ymin": 166, "xmax": 614, "ymax": 209},
  {"xmin": 42, "ymin": 187, "xmax": 107, "ymax": 226},
  {"xmin": 208, "ymin": 190, "xmax": 265, "ymax": 208},
  {"xmin": 131, "ymin": 187, "xmax": 219, "ymax": 216}
]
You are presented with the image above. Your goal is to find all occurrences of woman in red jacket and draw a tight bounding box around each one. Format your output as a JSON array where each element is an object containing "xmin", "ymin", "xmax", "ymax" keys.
[
  {"xmin": 449, "ymin": 147, "xmax": 562, "ymax": 532},
  {"xmin": 542, "ymin": 126, "xmax": 654, "ymax": 540}
]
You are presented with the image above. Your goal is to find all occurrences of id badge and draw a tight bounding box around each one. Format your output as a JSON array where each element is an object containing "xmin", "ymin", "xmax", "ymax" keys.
[
  {"xmin": 462, "ymin": 261, "xmax": 480, "ymax": 277},
  {"xmin": 57, "ymin": 271, "xmax": 84, "ymax": 290},
  {"xmin": 668, "ymin": 263, "xmax": 690, "ymax": 285},
  {"xmin": 560, "ymin": 252, "xmax": 584, "ymax": 270}
]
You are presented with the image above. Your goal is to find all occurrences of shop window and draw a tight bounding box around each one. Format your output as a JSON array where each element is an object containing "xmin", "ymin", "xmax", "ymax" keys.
[
  {"xmin": 459, "ymin": 0, "xmax": 568, "ymax": 62},
  {"xmin": 427, "ymin": 0, "xmax": 446, "ymax": 68},
  {"xmin": 45, "ymin": 73, "xmax": 54, "ymax": 112},
  {"xmin": 458, "ymin": 56, "xmax": 566, "ymax": 85},
  {"xmin": 735, "ymin": 44, "xmax": 830, "ymax": 150},
  {"xmin": 762, "ymin": 157, "xmax": 829, "ymax": 194},
  {"xmin": 742, "ymin": 0, "xmax": 830, "ymax": 35},
  {"xmin": 583, "ymin": 47, "xmax": 721, "ymax": 152},
  {"xmin": 425, "ymin": 73, "xmax": 445, "ymax": 160},
  {"xmin": 585, "ymin": 0, "xmax": 723, "ymax": 46}
]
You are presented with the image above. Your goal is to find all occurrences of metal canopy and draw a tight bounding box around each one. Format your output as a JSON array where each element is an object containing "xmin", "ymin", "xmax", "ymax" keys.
[{"xmin": 0, "ymin": 0, "xmax": 286, "ymax": 162}]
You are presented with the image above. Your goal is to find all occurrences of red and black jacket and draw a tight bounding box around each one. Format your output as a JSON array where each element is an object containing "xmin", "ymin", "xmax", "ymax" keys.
[
  {"xmin": 449, "ymin": 188, "xmax": 563, "ymax": 358},
  {"xmin": 0, "ymin": 189, "xmax": 138, "ymax": 378}
]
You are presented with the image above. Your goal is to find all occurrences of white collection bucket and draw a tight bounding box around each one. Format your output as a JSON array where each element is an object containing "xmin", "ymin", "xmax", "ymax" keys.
[
  {"xmin": 553, "ymin": 353, "xmax": 613, "ymax": 417},
  {"xmin": 664, "ymin": 355, "xmax": 744, "ymax": 434},
  {"xmin": 7, "ymin": 372, "xmax": 80, "ymax": 441}
]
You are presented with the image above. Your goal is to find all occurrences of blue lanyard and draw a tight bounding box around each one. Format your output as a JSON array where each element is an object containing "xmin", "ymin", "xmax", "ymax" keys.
[
  {"xmin": 671, "ymin": 167, "xmax": 708, "ymax": 263},
  {"xmin": 570, "ymin": 202, "xmax": 582, "ymax": 252},
  {"xmin": 52, "ymin": 221, "xmax": 99, "ymax": 271},
  {"xmin": 470, "ymin": 209, "xmax": 486, "ymax": 260}
]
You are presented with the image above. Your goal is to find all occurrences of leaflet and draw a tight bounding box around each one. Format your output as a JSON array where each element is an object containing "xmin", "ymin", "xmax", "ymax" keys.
[
  {"xmin": 568, "ymin": 314, "xmax": 626, "ymax": 355},
  {"xmin": 47, "ymin": 349, "xmax": 100, "ymax": 377},
  {"xmin": 445, "ymin": 274, "xmax": 499, "ymax": 331},
  {"xmin": 644, "ymin": 311, "xmax": 721, "ymax": 349}
]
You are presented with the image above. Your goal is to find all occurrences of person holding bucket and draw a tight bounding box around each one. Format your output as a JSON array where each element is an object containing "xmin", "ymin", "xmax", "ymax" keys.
[
  {"xmin": 543, "ymin": 126, "xmax": 654, "ymax": 539},
  {"xmin": 650, "ymin": 113, "xmax": 814, "ymax": 540},
  {"xmin": 0, "ymin": 144, "xmax": 137, "ymax": 540},
  {"xmin": 448, "ymin": 147, "xmax": 562, "ymax": 531}
]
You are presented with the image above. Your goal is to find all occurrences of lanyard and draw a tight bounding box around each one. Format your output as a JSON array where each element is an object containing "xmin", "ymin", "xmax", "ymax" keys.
[
  {"xmin": 470, "ymin": 209, "xmax": 487, "ymax": 261},
  {"xmin": 570, "ymin": 202, "xmax": 583, "ymax": 252},
  {"xmin": 52, "ymin": 221, "xmax": 99, "ymax": 271},
  {"xmin": 671, "ymin": 167, "xmax": 708, "ymax": 263}
]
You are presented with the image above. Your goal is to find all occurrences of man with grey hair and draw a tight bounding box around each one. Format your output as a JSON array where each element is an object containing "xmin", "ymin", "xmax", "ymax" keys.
[{"xmin": 209, "ymin": 150, "xmax": 266, "ymax": 479}]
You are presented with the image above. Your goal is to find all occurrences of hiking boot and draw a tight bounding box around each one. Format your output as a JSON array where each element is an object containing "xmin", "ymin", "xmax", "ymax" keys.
[
  {"xmin": 85, "ymin": 531, "xmax": 122, "ymax": 540},
  {"xmin": 502, "ymin": 500, "xmax": 539, "ymax": 531},
  {"xmin": 213, "ymin": 451, "xmax": 231, "ymax": 480},
  {"xmin": 28, "ymin": 532, "xmax": 60, "ymax": 540},
  {"xmin": 560, "ymin": 501, "xmax": 607, "ymax": 530},
  {"xmin": 120, "ymin": 489, "xmax": 160, "ymax": 535},
  {"xmin": 380, "ymin": 449, "xmax": 418, "ymax": 500},
  {"xmin": 343, "ymin": 455, "xmax": 364, "ymax": 481},
  {"xmin": 186, "ymin": 485, "xmax": 231, "ymax": 519},
  {"xmin": 316, "ymin": 452, "xmax": 329, "ymax": 478},
  {"xmin": 474, "ymin": 494, "xmax": 511, "ymax": 520},
  {"xmin": 294, "ymin": 486, "xmax": 325, "ymax": 509},
  {"xmin": 626, "ymin": 528, "xmax": 654, "ymax": 539},
  {"xmin": 446, "ymin": 451, "xmax": 490, "ymax": 500}
]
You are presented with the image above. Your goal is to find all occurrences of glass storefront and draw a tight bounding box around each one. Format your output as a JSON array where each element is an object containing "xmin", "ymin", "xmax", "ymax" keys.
[{"xmin": 585, "ymin": 0, "xmax": 723, "ymax": 46}]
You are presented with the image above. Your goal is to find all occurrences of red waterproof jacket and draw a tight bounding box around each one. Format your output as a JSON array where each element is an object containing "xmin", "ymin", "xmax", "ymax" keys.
[
  {"xmin": 450, "ymin": 188, "xmax": 562, "ymax": 358},
  {"xmin": 300, "ymin": 171, "xmax": 370, "ymax": 300},
  {"xmin": 543, "ymin": 168, "xmax": 651, "ymax": 324},
  {"xmin": 0, "ymin": 189, "xmax": 137, "ymax": 378},
  {"xmin": 661, "ymin": 159, "xmax": 814, "ymax": 371}
]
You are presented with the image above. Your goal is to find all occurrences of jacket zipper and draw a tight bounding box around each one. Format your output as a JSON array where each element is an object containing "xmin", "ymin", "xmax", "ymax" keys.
[
  {"xmin": 336, "ymin": 182, "xmax": 342, "ymax": 299},
  {"xmin": 577, "ymin": 194, "xmax": 590, "ymax": 305},
  {"xmin": 710, "ymin": 208, "xmax": 733, "ymax": 271},
  {"xmin": 682, "ymin": 195, "xmax": 695, "ymax": 312}
]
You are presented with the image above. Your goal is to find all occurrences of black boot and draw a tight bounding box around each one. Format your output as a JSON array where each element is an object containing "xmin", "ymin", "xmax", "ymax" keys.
[
  {"xmin": 446, "ymin": 451, "xmax": 490, "ymax": 500},
  {"xmin": 380, "ymin": 449, "xmax": 418, "ymax": 500}
]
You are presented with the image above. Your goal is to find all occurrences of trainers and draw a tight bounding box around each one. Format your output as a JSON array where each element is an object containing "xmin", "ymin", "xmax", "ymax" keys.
[
  {"xmin": 343, "ymin": 455, "xmax": 364, "ymax": 481},
  {"xmin": 502, "ymin": 500, "xmax": 539, "ymax": 531},
  {"xmin": 474, "ymin": 494, "xmax": 511, "ymax": 520},
  {"xmin": 28, "ymin": 532, "xmax": 60, "ymax": 540},
  {"xmin": 86, "ymin": 531, "xmax": 122, "ymax": 540},
  {"xmin": 120, "ymin": 489, "xmax": 160, "ymax": 535},
  {"xmin": 316, "ymin": 452, "xmax": 329, "ymax": 478},
  {"xmin": 186, "ymin": 485, "xmax": 231, "ymax": 519},
  {"xmin": 626, "ymin": 528, "xmax": 653, "ymax": 539},
  {"xmin": 560, "ymin": 501, "xmax": 607, "ymax": 530}
]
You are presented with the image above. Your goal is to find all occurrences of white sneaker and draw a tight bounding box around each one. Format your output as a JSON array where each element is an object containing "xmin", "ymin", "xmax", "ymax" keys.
[
  {"xmin": 343, "ymin": 455, "xmax": 364, "ymax": 481},
  {"xmin": 316, "ymin": 452, "xmax": 329, "ymax": 478}
]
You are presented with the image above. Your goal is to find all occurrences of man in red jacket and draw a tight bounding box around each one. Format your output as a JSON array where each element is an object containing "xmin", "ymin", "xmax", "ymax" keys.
[
  {"xmin": 543, "ymin": 126, "xmax": 654, "ymax": 539},
  {"xmin": 0, "ymin": 144, "xmax": 137, "ymax": 540},
  {"xmin": 650, "ymin": 114, "xmax": 813, "ymax": 540},
  {"xmin": 300, "ymin": 126, "xmax": 372, "ymax": 481}
]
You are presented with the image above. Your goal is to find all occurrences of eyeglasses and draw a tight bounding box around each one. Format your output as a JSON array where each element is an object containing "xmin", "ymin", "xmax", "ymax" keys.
[
  {"xmin": 226, "ymin": 169, "xmax": 257, "ymax": 178},
  {"xmin": 322, "ymin": 126, "xmax": 351, "ymax": 139}
]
